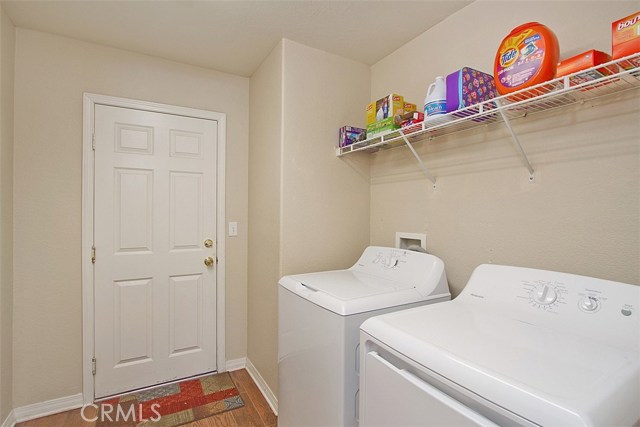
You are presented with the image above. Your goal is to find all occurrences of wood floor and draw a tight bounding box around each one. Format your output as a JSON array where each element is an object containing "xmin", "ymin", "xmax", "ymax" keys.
[{"xmin": 17, "ymin": 369, "xmax": 277, "ymax": 427}]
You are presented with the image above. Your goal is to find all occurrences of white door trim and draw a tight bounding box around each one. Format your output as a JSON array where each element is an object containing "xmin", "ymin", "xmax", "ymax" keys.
[{"xmin": 81, "ymin": 93, "xmax": 227, "ymax": 403}]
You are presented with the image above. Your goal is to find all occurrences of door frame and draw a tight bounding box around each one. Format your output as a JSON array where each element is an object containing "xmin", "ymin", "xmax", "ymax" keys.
[{"xmin": 81, "ymin": 93, "xmax": 227, "ymax": 403}]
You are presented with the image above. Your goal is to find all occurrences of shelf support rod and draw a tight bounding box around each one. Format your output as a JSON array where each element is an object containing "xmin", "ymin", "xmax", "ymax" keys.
[
  {"xmin": 399, "ymin": 130, "xmax": 436, "ymax": 187},
  {"xmin": 496, "ymin": 101, "xmax": 535, "ymax": 179}
]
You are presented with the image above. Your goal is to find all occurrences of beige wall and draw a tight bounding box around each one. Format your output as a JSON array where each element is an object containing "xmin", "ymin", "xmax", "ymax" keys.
[
  {"xmin": 280, "ymin": 40, "xmax": 371, "ymax": 276},
  {"xmin": 248, "ymin": 39, "xmax": 371, "ymax": 397},
  {"xmin": 0, "ymin": 5, "xmax": 15, "ymax": 422},
  {"xmin": 247, "ymin": 41, "xmax": 283, "ymax": 397},
  {"xmin": 370, "ymin": 1, "xmax": 640, "ymax": 295},
  {"xmin": 12, "ymin": 28, "xmax": 249, "ymax": 407}
]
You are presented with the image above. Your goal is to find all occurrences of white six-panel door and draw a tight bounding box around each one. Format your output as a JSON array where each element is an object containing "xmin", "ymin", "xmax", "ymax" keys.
[{"xmin": 93, "ymin": 104, "xmax": 218, "ymax": 398}]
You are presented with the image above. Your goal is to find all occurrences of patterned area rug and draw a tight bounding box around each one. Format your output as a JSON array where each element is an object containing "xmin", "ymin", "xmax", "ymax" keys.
[{"xmin": 95, "ymin": 372, "xmax": 244, "ymax": 427}]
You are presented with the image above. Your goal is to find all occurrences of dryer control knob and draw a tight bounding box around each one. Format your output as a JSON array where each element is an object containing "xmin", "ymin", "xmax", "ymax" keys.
[
  {"xmin": 533, "ymin": 284, "xmax": 557, "ymax": 305},
  {"xmin": 579, "ymin": 296, "xmax": 600, "ymax": 312}
]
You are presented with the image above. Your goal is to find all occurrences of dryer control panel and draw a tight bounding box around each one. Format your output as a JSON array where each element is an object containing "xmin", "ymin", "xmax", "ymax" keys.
[
  {"xmin": 523, "ymin": 280, "xmax": 568, "ymax": 311},
  {"xmin": 457, "ymin": 264, "xmax": 639, "ymax": 348},
  {"xmin": 516, "ymin": 277, "xmax": 628, "ymax": 316},
  {"xmin": 518, "ymin": 278, "xmax": 625, "ymax": 316}
]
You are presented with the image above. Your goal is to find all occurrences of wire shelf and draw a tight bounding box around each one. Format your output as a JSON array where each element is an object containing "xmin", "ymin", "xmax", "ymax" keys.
[{"xmin": 336, "ymin": 53, "xmax": 640, "ymax": 157}]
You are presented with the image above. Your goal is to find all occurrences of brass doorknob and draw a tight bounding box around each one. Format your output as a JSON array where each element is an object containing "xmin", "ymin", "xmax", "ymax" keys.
[
  {"xmin": 204, "ymin": 239, "xmax": 214, "ymax": 248},
  {"xmin": 204, "ymin": 257, "xmax": 214, "ymax": 267}
]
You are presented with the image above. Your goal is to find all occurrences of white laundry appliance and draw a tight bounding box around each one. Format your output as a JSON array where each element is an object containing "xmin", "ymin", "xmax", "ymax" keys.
[
  {"xmin": 278, "ymin": 246, "xmax": 450, "ymax": 427},
  {"xmin": 360, "ymin": 264, "xmax": 640, "ymax": 426}
]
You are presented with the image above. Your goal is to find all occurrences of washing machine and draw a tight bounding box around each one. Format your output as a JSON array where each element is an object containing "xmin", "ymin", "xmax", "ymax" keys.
[
  {"xmin": 278, "ymin": 246, "xmax": 450, "ymax": 427},
  {"xmin": 360, "ymin": 264, "xmax": 640, "ymax": 426}
]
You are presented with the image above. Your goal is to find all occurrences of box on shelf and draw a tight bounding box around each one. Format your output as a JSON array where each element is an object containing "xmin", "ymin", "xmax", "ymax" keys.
[
  {"xmin": 366, "ymin": 117, "xmax": 400, "ymax": 137},
  {"xmin": 403, "ymin": 102, "xmax": 417, "ymax": 113},
  {"xmin": 395, "ymin": 111, "xmax": 425, "ymax": 136},
  {"xmin": 338, "ymin": 126, "xmax": 366, "ymax": 147},
  {"xmin": 446, "ymin": 67, "xmax": 497, "ymax": 118},
  {"xmin": 557, "ymin": 50, "xmax": 614, "ymax": 85},
  {"xmin": 366, "ymin": 94, "xmax": 405, "ymax": 125},
  {"xmin": 394, "ymin": 111, "xmax": 424, "ymax": 127},
  {"xmin": 612, "ymin": 11, "xmax": 640, "ymax": 69}
]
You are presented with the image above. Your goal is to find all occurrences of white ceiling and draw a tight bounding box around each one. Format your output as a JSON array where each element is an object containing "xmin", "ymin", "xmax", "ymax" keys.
[{"xmin": 2, "ymin": 0, "xmax": 472, "ymax": 77}]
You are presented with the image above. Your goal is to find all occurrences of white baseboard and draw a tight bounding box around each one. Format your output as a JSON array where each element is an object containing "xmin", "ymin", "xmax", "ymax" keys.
[
  {"xmin": 225, "ymin": 357, "xmax": 247, "ymax": 372},
  {"xmin": 13, "ymin": 393, "xmax": 83, "ymax": 423},
  {"xmin": 245, "ymin": 358, "xmax": 278, "ymax": 416},
  {"xmin": 1, "ymin": 410, "xmax": 16, "ymax": 427}
]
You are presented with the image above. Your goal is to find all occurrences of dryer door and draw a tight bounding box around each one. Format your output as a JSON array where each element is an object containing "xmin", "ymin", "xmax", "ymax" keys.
[{"xmin": 362, "ymin": 351, "xmax": 498, "ymax": 427}]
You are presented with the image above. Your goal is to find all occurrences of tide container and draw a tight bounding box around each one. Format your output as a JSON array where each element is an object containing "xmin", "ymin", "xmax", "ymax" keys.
[{"xmin": 494, "ymin": 22, "xmax": 559, "ymax": 95}]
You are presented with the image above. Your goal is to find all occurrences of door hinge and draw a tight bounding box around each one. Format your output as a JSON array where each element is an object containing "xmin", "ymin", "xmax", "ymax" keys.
[
  {"xmin": 92, "ymin": 133, "xmax": 96, "ymax": 150},
  {"xmin": 92, "ymin": 357, "xmax": 97, "ymax": 375},
  {"xmin": 91, "ymin": 245, "xmax": 96, "ymax": 264}
]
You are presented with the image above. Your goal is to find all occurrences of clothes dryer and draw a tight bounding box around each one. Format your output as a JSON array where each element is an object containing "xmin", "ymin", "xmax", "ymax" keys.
[{"xmin": 360, "ymin": 264, "xmax": 640, "ymax": 426}]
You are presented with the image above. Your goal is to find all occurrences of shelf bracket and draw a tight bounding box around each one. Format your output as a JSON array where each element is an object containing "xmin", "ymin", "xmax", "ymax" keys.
[
  {"xmin": 399, "ymin": 130, "xmax": 436, "ymax": 188},
  {"xmin": 496, "ymin": 100, "xmax": 535, "ymax": 181}
]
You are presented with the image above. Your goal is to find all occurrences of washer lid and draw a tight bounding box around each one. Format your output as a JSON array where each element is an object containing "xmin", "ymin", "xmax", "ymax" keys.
[
  {"xmin": 361, "ymin": 297, "xmax": 640, "ymax": 426},
  {"xmin": 279, "ymin": 270, "xmax": 446, "ymax": 316},
  {"xmin": 278, "ymin": 246, "xmax": 450, "ymax": 316},
  {"xmin": 293, "ymin": 270, "xmax": 414, "ymax": 299}
]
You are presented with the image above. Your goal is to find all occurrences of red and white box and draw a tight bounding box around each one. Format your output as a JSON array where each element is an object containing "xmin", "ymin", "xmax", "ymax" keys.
[
  {"xmin": 612, "ymin": 11, "xmax": 640, "ymax": 70},
  {"xmin": 556, "ymin": 50, "xmax": 614, "ymax": 85}
]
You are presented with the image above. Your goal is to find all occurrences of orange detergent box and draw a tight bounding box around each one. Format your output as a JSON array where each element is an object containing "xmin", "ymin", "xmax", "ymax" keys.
[
  {"xmin": 612, "ymin": 11, "xmax": 640, "ymax": 69},
  {"xmin": 557, "ymin": 50, "xmax": 613, "ymax": 85}
]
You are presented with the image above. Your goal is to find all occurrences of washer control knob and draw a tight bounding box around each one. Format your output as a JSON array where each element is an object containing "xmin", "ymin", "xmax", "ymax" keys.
[
  {"xmin": 579, "ymin": 296, "xmax": 600, "ymax": 312},
  {"xmin": 533, "ymin": 284, "xmax": 557, "ymax": 305},
  {"xmin": 621, "ymin": 308, "xmax": 632, "ymax": 317}
]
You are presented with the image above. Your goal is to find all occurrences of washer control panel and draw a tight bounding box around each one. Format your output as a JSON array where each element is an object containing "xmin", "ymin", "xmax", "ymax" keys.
[
  {"xmin": 351, "ymin": 246, "xmax": 446, "ymax": 294},
  {"xmin": 370, "ymin": 249, "xmax": 409, "ymax": 270}
]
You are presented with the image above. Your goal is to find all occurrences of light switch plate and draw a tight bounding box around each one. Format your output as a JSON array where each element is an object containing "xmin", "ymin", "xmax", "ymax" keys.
[{"xmin": 228, "ymin": 222, "xmax": 238, "ymax": 237}]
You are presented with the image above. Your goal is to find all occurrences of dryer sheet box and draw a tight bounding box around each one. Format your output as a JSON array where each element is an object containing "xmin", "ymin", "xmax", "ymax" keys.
[{"xmin": 612, "ymin": 11, "xmax": 640, "ymax": 70}]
